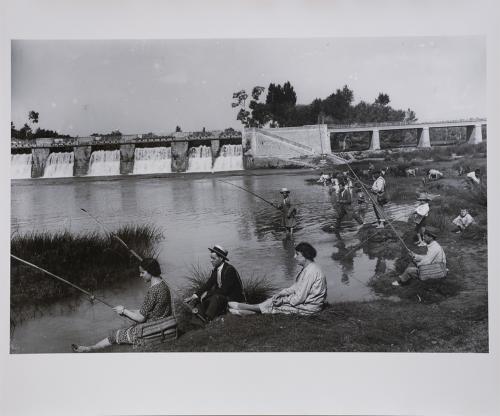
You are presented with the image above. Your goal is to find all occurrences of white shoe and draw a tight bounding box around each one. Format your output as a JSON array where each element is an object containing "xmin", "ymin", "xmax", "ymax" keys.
[
  {"xmin": 418, "ymin": 242, "xmax": 427, "ymax": 247},
  {"xmin": 229, "ymin": 308, "xmax": 242, "ymax": 316},
  {"xmin": 391, "ymin": 280, "xmax": 400, "ymax": 287},
  {"xmin": 375, "ymin": 224, "xmax": 385, "ymax": 229},
  {"xmin": 227, "ymin": 301, "xmax": 240, "ymax": 310}
]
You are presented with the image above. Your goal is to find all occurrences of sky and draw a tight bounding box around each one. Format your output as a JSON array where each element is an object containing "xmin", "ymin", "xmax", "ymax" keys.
[{"xmin": 11, "ymin": 36, "xmax": 486, "ymax": 137}]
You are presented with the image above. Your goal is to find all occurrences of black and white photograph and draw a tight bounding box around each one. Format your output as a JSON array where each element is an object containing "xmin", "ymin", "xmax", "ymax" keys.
[{"xmin": 2, "ymin": 1, "xmax": 500, "ymax": 415}]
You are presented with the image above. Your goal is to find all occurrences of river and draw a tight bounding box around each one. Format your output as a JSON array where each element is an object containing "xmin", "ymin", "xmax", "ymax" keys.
[{"xmin": 11, "ymin": 170, "xmax": 415, "ymax": 353}]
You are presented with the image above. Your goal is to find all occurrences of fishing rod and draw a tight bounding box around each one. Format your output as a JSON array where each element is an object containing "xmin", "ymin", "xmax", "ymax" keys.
[
  {"xmin": 217, "ymin": 179, "xmax": 281, "ymax": 211},
  {"xmin": 10, "ymin": 254, "xmax": 135, "ymax": 317},
  {"xmin": 80, "ymin": 208, "xmax": 142, "ymax": 261},
  {"xmin": 325, "ymin": 153, "xmax": 412, "ymax": 254}
]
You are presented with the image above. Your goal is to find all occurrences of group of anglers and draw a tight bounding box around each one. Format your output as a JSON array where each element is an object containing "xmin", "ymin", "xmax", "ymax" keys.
[
  {"xmin": 72, "ymin": 241, "xmax": 327, "ymax": 352},
  {"xmin": 24, "ymin": 160, "xmax": 479, "ymax": 352}
]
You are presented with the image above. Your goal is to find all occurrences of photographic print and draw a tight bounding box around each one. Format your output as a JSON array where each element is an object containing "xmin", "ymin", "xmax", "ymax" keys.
[{"xmin": 10, "ymin": 36, "xmax": 488, "ymax": 355}]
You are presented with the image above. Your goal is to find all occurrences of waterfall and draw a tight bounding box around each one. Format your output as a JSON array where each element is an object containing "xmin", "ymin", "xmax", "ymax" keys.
[
  {"xmin": 11, "ymin": 154, "xmax": 33, "ymax": 179},
  {"xmin": 43, "ymin": 152, "xmax": 74, "ymax": 178},
  {"xmin": 133, "ymin": 147, "xmax": 172, "ymax": 174},
  {"xmin": 212, "ymin": 144, "xmax": 243, "ymax": 172},
  {"xmin": 87, "ymin": 150, "xmax": 120, "ymax": 176},
  {"xmin": 187, "ymin": 145, "xmax": 213, "ymax": 172}
]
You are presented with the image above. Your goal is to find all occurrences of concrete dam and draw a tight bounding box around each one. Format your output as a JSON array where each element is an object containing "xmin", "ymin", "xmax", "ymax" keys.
[{"xmin": 11, "ymin": 119, "xmax": 486, "ymax": 179}]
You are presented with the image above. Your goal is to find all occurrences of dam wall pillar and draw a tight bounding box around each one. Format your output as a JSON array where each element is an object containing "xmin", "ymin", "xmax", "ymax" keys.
[
  {"xmin": 120, "ymin": 143, "xmax": 135, "ymax": 174},
  {"xmin": 171, "ymin": 140, "xmax": 189, "ymax": 172},
  {"xmin": 73, "ymin": 137, "xmax": 93, "ymax": 176}
]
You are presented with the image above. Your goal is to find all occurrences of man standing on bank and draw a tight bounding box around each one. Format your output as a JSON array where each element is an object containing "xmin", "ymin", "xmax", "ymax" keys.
[{"xmin": 185, "ymin": 245, "xmax": 245, "ymax": 323}]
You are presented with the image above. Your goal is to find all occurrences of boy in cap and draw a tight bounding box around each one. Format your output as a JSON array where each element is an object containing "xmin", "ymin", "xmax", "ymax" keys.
[
  {"xmin": 277, "ymin": 188, "xmax": 297, "ymax": 236},
  {"xmin": 392, "ymin": 227, "xmax": 447, "ymax": 287},
  {"xmin": 184, "ymin": 244, "xmax": 245, "ymax": 323},
  {"xmin": 413, "ymin": 193, "xmax": 431, "ymax": 247}
]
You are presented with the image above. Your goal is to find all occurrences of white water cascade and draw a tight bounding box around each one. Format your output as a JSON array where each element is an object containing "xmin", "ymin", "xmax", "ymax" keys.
[
  {"xmin": 87, "ymin": 150, "xmax": 121, "ymax": 176},
  {"xmin": 187, "ymin": 145, "xmax": 213, "ymax": 172},
  {"xmin": 11, "ymin": 154, "xmax": 33, "ymax": 179},
  {"xmin": 212, "ymin": 144, "xmax": 243, "ymax": 171},
  {"xmin": 133, "ymin": 147, "xmax": 172, "ymax": 174},
  {"xmin": 43, "ymin": 152, "xmax": 74, "ymax": 178}
]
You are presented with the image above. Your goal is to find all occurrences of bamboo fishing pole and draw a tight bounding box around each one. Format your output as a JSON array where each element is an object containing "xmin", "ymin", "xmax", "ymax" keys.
[
  {"xmin": 216, "ymin": 179, "xmax": 281, "ymax": 211},
  {"xmin": 80, "ymin": 208, "xmax": 142, "ymax": 261},
  {"xmin": 11, "ymin": 254, "xmax": 120, "ymax": 310}
]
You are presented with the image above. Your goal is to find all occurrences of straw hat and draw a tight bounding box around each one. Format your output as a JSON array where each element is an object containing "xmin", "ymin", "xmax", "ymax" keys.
[
  {"xmin": 208, "ymin": 245, "xmax": 229, "ymax": 261},
  {"xmin": 280, "ymin": 188, "xmax": 290, "ymax": 194}
]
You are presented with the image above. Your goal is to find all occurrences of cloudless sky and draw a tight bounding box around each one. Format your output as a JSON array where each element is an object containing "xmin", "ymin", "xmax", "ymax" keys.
[{"xmin": 11, "ymin": 36, "xmax": 485, "ymax": 136}]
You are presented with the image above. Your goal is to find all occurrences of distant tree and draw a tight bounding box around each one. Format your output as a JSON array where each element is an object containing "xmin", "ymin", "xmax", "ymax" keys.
[
  {"xmin": 374, "ymin": 93, "xmax": 390, "ymax": 106},
  {"xmin": 265, "ymin": 81, "xmax": 297, "ymax": 126},
  {"xmin": 19, "ymin": 123, "xmax": 33, "ymax": 140},
  {"xmin": 175, "ymin": 125, "xmax": 182, "ymax": 132},
  {"xmin": 28, "ymin": 111, "xmax": 39, "ymax": 125}
]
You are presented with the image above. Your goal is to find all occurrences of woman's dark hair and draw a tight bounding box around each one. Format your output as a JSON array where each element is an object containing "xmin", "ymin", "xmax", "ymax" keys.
[
  {"xmin": 295, "ymin": 242, "xmax": 317, "ymax": 261},
  {"xmin": 140, "ymin": 258, "xmax": 162, "ymax": 277}
]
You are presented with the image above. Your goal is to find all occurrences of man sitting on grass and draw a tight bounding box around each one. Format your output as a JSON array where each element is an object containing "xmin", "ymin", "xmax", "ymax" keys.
[
  {"xmin": 184, "ymin": 245, "xmax": 245, "ymax": 324},
  {"xmin": 228, "ymin": 242, "xmax": 327, "ymax": 316},
  {"xmin": 392, "ymin": 228, "xmax": 447, "ymax": 287}
]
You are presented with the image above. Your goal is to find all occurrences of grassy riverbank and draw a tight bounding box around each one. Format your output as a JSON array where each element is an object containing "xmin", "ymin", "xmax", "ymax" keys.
[{"xmin": 137, "ymin": 146, "xmax": 487, "ymax": 352}]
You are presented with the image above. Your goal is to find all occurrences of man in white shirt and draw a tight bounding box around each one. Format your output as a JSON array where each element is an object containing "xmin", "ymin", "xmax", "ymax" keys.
[
  {"xmin": 392, "ymin": 228, "xmax": 446, "ymax": 286},
  {"xmin": 370, "ymin": 170, "xmax": 387, "ymax": 228},
  {"xmin": 452, "ymin": 209, "xmax": 475, "ymax": 233}
]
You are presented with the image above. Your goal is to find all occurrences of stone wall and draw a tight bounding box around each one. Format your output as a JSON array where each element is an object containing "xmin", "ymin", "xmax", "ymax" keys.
[{"xmin": 243, "ymin": 125, "xmax": 329, "ymax": 166}]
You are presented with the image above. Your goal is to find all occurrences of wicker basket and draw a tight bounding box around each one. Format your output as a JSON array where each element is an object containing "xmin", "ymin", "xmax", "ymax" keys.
[{"xmin": 418, "ymin": 263, "xmax": 447, "ymax": 281}]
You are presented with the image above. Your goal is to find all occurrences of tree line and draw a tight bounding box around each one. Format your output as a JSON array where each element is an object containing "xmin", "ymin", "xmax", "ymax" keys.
[{"xmin": 232, "ymin": 82, "xmax": 417, "ymax": 128}]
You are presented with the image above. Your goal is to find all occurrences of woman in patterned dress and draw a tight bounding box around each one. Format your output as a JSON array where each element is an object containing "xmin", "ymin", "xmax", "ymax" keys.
[{"xmin": 72, "ymin": 258, "xmax": 172, "ymax": 352}]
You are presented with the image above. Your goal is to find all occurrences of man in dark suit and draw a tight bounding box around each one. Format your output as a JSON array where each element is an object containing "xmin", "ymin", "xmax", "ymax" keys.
[{"xmin": 185, "ymin": 245, "xmax": 245, "ymax": 322}]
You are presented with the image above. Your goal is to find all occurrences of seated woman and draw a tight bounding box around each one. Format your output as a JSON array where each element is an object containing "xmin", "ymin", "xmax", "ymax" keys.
[
  {"xmin": 72, "ymin": 258, "xmax": 172, "ymax": 352},
  {"xmin": 228, "ymin": 242, "xmax": 327, "ymax": 316}
]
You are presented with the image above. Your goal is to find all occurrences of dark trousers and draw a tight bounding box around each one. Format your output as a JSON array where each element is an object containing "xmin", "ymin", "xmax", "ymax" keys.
[{"xmin": 199, "ymin": 294, "xmax": 228, "ymax": 320}]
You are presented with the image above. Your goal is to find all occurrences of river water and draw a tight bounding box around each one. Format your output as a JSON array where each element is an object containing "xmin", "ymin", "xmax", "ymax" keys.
[{"xmin": 11, "ymin": 170, "xmax": 415, "ymax": 353}]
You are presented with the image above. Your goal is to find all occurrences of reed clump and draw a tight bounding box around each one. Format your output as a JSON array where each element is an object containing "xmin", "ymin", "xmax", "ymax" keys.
[{"xmin": 11, "ymin": 224, "xmax": 163, "ymax": 311}]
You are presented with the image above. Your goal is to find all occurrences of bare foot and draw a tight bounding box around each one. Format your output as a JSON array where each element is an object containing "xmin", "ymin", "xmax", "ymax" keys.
[{"xmin": 71, "ymin": 344, "xmax": 89, "ymax": 353}]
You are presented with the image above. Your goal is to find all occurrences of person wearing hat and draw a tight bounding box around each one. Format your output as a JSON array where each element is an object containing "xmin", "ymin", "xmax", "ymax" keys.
[
  {"xmin": 277, "ymin": 188, "xmax": 297, "ymax": 236},
  {"xmin": 413, "ymin": 193, "xmax": 431, "ymax": 247},
  {"xmin": 370, "ymin": 170, "xmax": 388, "ymax": 228},
  {"xmin": 392, "ymin": 227, "xmax": 447, "ymax": 287},
  {"xmin": 228, "ymin": 242, "xmax": 327, "ymax": 316},
  {"xmin": 452, "ymin": 208, "xmax": 475, "ymax": 233},
  {"xmin": 184, "ymin": 245, "xmax": 245, "ymax": 323},
  {"xmin": 72, "ymin": 258, "xmax": 173, "ymax": 352},
  {"xmin": 331, "ymin": 181, "xmax": 363, "ymax": 231}
]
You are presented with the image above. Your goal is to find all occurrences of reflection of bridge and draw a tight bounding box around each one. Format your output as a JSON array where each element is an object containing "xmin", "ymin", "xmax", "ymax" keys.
[{"xmin": 328, "ymin": 118, "xmax": 487, "ymax": 150}]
